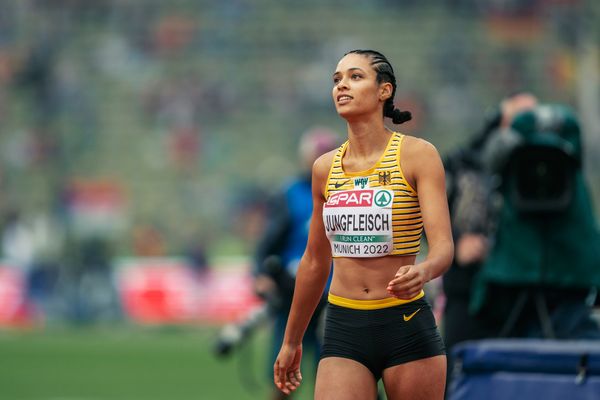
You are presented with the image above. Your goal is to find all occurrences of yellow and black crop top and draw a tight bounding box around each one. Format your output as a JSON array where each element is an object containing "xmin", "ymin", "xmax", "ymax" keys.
[{"xmin": 322, "ymin": 132, "xmax": 423, "ymax": 258}]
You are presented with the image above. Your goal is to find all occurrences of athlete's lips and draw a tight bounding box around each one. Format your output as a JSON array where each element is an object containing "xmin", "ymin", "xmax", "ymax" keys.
[{"xmin": 337, "ymin": 94, "xmax": 353, "ymax": 104}]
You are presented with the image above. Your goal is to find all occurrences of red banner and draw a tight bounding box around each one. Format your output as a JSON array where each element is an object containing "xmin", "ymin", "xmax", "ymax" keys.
[
  {"xmin": 0, "ymin": 266, "xmax": 35, "ymax": 327},
  {"xmin": 116, "ymin": 257, "xmax": 263, "ymax": 325}
]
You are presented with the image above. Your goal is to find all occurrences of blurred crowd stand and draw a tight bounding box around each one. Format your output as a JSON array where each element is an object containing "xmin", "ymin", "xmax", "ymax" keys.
[{"xmin": 0, "ymin": 0, "xmax": 596, "ymax": 357}]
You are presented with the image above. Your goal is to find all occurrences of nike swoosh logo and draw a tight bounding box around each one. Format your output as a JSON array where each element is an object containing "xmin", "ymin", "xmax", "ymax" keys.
[
  {"xmin": 403, "ymin": 308, "xmax": 421, "ymax": 322},
  {"xmin": 334, "ymin": 180, "xmax": 350, "ymax": 189}
]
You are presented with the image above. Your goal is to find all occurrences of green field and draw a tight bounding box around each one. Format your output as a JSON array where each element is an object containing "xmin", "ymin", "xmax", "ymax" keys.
[{"xmin": 0, "ymin": 326, "xmax": 317, "ymax": 400}]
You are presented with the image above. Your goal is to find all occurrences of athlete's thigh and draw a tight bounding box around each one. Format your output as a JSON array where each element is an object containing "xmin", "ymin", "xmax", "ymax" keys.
[
  {"xmin": 382, "ymin": 355, "xmax": 446, "ymax": 400},
  {"xmin": 315, "ymin": 357, "xmax": 378, "ymax": 400}
]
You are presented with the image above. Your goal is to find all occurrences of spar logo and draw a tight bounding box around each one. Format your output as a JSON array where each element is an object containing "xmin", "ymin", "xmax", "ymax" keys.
[
  {"xmin": 326, "ymin": 189, "xmax": 393, "ymax": 207},
  {"xmin": 374, "ymin": 190, "xmax": 392, "ymax": 207},
  {"xmin": 326, "ymin": 190, "xmax": 373, "ymax": 207}
]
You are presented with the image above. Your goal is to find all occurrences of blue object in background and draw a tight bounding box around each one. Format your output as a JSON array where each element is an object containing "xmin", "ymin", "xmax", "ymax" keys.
[{"xmin": 448, "ymin": 339, "xmax": 600, "ymax": 400}]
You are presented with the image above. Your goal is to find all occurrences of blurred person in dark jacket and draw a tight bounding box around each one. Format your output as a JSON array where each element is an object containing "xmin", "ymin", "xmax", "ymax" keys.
[{"xmin": 253, "ymin": 127, "xmax": 339, "ymax": 400}]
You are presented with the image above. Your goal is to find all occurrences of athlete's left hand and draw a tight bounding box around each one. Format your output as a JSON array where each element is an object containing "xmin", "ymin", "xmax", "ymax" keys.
[{"xmin": 386, "ymin": 264, "xmax": 426, "ymax": 299}]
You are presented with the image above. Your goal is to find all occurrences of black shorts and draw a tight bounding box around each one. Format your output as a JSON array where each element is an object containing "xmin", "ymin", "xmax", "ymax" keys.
[{"xmin": 320, "ymin": 297, "xmax": 445, "ymax": 380}]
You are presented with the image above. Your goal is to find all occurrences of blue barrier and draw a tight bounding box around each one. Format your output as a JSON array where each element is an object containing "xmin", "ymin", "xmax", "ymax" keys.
[{"xmin": 448, "ymin": 339, "xmax": 600, "ymax": 400}]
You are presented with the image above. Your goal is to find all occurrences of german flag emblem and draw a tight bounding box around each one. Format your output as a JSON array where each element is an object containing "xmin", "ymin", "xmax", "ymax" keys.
[{"xmin": 378, "ymin": 171, "xmax": 391, "ymax": 186}]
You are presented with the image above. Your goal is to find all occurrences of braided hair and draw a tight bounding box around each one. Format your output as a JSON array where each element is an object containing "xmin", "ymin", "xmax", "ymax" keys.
[{"xmin": 344, "ymin": 50, "xmax": 412, "ymax": 125}]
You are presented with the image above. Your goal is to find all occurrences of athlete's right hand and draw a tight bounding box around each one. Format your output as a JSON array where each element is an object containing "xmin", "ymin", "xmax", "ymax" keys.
[{"xmin": 274, "ymin": 343, "xmax": 303, "ymax": 394}]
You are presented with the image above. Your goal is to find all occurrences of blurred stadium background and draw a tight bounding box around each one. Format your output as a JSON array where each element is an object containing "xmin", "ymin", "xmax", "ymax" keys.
[{"xmin": 0, "ymin": 1, "xmax": 598, "ymax": 399}]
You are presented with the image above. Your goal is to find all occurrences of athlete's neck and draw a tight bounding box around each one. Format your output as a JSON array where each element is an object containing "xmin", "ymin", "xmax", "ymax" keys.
[{"xmin": 346, "ymin": 119, "xmax": 391, "ymax": 159}]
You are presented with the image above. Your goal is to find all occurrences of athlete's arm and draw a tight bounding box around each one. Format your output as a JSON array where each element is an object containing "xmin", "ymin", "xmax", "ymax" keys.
[
  {"xmin": 387, "ymin": 138, "xmax": 454, "ymax": 299},
  {"xmin": 274, "ymin": 152, "xmax": 334, "ymax": 394}
]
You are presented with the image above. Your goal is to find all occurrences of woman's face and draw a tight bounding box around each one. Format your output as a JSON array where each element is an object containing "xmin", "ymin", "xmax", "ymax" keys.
[{"xmin": 332, "ymin": 53, "xmax": 391, "ymax": 121}]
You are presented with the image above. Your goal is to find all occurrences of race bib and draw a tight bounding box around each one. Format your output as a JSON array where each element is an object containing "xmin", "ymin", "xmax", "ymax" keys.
[{"xmin": 323, "ymin": 189, "xmax": 394, "ymax": 257}]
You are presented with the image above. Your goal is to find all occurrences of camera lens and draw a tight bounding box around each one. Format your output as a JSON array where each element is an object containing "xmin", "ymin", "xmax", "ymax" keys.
[{"xmin": 509, "ymin": 146, "xmax": 574, "ymax": 213}]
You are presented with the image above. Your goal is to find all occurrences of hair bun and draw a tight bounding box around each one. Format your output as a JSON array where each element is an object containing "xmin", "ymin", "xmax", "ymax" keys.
[{"xmin": 392, "ymin": 109, "xmax": 412, "ymax": 125}]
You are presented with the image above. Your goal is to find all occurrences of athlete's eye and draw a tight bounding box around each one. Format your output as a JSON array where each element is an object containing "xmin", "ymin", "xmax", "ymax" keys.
[
  {"xmin": 333, "ymin": 77, "xmax": 341, "ymax": 84},
  {"xmin": 351, "ymin": 73, "xmax": 362, "ymax": 80}
]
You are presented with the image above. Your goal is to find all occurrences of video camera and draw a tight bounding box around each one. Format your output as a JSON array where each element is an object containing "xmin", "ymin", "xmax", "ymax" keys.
[{"xmin": 482, "ymin": 104, "xmax": 581, "ymax": 214}]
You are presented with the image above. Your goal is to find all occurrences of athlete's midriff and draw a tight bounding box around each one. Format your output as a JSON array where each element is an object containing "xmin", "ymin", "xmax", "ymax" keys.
[{"xmin": 328, "ymin": 254, "xmax": 417, "ymax": 300}]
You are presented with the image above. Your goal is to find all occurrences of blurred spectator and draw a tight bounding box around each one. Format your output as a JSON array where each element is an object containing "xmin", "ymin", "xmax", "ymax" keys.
[
  {"xmin": 0, "ymin": 48, "xmax": 15, "ymax": 119},
  {"xmin": 2, "ymin": 208, "xmax": 35, "ymax": 269},
  {"xmin": 13, "ymin": 32, "xmax": 61, "ymax": 127},
  {"xmin": 168, "ymin": 125, "xmax": 202, "ymax": 173},
  {"xmin": 253, "ymin": 127, "xmax": 339, "ymax": 400},
  {"xmin": 183, "ymin": 231, "xmax": 211, "ymax": 280},
  {"xmin": 152, "ymin": 14, "xmax": 196, "ymax": 57},
  {"xmin": 230, "ymin": 186, "xmax": 270, "ymax": 255},
  {"xmin": 69, "ymin": 235, "xmax": 121, "ymax": 323},
  {"xmin": 1, "ymin": 208, "xmax": 64, "ymax": 321}
]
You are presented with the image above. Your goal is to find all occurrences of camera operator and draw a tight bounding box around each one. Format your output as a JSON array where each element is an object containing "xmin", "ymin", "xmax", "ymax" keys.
[
  {"xmin": 468, "ymin": 102, "xmax": 600, "ymax": 341},
  {"xmin": 253, "ymin": 128, "xmax": 339, "ymax": 400},
  {"xmin": 443, "ymin": 95, "xmax": 600, "ymax": 399},
  {"xmin": 442, "ymin": 92, "xmax": 540, "ymax": 390}
]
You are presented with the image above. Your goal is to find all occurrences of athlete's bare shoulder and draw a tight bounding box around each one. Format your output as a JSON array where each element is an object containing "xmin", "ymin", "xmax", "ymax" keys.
[
  {"xmin": 312, "ymin": 147, "xmax": 338, "ymax": 181},
  {"xmin": 402, "ymin": 135, "xmax": 440, "ymax": 159},
  {"xmin": 400, "ymin": 135, "xmax": 443, "ymax": 188},
  {"xmin": 312, "ymin": 149, "xmax": 338, "ymax": 196}
]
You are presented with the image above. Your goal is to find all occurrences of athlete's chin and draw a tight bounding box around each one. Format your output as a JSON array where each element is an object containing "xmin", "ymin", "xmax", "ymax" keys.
[{"xmin": 336, "ymin": 108, "xmax": 360, "ymax": 121}]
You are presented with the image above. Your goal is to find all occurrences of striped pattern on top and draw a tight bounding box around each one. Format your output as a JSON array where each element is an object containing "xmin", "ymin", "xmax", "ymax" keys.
[{"xmin": 324, "ymin": 132, "xmax": 423, "ymax": 255}]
